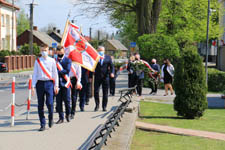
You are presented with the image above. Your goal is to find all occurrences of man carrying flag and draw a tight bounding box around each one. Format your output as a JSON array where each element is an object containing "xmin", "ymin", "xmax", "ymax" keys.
[
  {"xmin": 55, "ymin": 46, "xmax": 72, "ymax": 124},
  {"xmin": 61, "ymin": 21, "xmax": 100, "ymax": 72}
]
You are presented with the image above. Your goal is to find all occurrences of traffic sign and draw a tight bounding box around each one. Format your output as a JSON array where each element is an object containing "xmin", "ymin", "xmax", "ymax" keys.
[
  {"xmin": 52, "ymin": 43, "xmax": 57, "ymax": 48},
  {"xmin": 130, "ymin": 42, "xmax": 136, "ymax": 48}
]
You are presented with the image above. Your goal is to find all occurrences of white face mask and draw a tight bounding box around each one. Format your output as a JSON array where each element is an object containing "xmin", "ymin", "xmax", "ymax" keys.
[{"xmin": 42, "ymin": 51, "xmax": 48, "ymax": 57}]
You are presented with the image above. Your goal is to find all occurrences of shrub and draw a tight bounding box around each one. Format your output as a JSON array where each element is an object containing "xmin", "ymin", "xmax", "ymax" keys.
[
  {"xmin": 137, "ymin": 34, "xmax": 180, "ymax": 65},
  {"xmin": 208, "ymin": 68, "xmax": 225, "ymax": 92},
  {"xmin": 174, "ymin": 45, "xmax": 207, "ymax": 119},
  {"xmin": 0, "ymin": 50, "xmax": 11, "ymax": 57},
  {"xmin": 19, "ymin": 43, "xmax": 40, "ymax": 56}
]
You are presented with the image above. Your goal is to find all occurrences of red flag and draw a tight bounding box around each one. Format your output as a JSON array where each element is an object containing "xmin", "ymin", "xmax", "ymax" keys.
[{"xmin": 61, "ymin": 20, "xmax": 100, "ymax": 72}]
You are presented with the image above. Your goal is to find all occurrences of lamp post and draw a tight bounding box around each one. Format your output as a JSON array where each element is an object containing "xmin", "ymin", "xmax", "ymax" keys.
[
  {"xmin": 205, "ymin": 0, "xmax": 210, "ymax": 85},
  {"xmin": 11, "ymin": 0, "xmax": 14, "ymax": 51}
]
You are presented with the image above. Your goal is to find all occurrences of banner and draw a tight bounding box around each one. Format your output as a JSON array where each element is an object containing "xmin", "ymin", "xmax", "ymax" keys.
[{"xmin": 61, "ymin": 20, "xmax": 100, "ymax": 72}]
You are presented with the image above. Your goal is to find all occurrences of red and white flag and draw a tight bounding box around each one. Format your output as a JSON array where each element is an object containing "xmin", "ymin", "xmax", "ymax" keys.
[{"xmin": 61, "ymin": 20, "xmax": 100, "ymax": 72}]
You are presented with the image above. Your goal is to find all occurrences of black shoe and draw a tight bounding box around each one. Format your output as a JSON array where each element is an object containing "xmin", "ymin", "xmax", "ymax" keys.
[
  {"xmin": 49, "ymin": 120, "xmax": 53, "ymax": 128},
  {"xmin": 70, "ymin": 114, "xmax": 75, "ymax": 120},
  {"xmin": 94, "ymin": 106, "xmax": 99, "ymax": 112},
  {"xmin": 66, "ymin": 116, "xmax": 70, "ymax": 122},
  {"xmin": 39, "ymin": 126, "xmax": 45, "ymax": 131},
  {"xmin": 80, "ymin": 108, "xmax": 84, "ymax": 112},
  {"xmin": 103, "ymin": 108, "xmax": 107, "ymax": 112},
  {"xmin": 56, "ymin": 119, "xmax": 64, "ymax": 124}
]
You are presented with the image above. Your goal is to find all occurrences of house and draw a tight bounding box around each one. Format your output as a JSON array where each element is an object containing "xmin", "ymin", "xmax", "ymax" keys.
[
  {"xmin": 48, "ymin": 27, "xmax": 62, "ymax": 43},
  {"xmin": 218, "ymin": 0, "xmax": 225, "ymax": 71},
  {"xmin": 0, "ymin": 0, "xmax": 19, "ymax": 51},
  {"xmin": 105, "ymin": 39, "xmax": 128, "ymax": 58},
  {"xmin": 17, "ymin": 26, "xmax": 59, "ymax": 49}
]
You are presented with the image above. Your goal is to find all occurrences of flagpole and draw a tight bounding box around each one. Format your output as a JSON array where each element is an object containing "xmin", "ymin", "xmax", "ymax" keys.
[{"xmin": 61, "ymin": 19, "xmax": 70, "ymax": 46}]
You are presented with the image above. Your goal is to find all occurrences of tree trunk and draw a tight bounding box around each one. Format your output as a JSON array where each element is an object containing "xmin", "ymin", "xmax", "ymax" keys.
[{"xmin": 136, "ymin": 0, "xmax": 162, "ymax": 36}]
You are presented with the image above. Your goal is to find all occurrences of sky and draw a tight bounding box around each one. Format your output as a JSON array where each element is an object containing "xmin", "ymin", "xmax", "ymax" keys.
[{"xmin": 15, "ymin": 0, "xmax": 118, "ymax": 36}]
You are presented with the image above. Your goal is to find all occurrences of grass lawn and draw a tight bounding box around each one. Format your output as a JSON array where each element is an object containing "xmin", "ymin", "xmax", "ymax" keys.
[
  {"xmin": 131, "ymin": 129, "xmax": 225, "ymax": 150},
  {"xmin": 139, "ymin": 101, "xmax": 225, "ymax": 133}
]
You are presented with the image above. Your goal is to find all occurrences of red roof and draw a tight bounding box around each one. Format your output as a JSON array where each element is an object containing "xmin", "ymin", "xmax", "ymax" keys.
[{"xmin": 0, "ymin": 0, "xmax": 20, "ymax": 10}]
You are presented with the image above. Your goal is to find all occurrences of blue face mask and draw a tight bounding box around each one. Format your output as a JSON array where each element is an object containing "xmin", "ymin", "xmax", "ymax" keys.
[
  {"xmin": 98, "ymin": 51, "xmax": 104, "ymax": 56},
  {"xmin": 54, "ymin": 54, "xmax": 58, "ymax": 60}
]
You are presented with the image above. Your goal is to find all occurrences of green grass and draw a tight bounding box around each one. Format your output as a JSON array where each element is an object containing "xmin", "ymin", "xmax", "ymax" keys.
[
  {"xmin": 139, "ymin": 101, "xmax": 225, "ymax": 133},
  {"xmin": 131, "ymin": 129, "xmax": 225, "ymax": 150}
]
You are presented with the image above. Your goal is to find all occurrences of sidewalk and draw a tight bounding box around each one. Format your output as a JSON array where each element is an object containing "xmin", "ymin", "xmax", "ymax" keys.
[
  {"xmin": 136, "ymin": 121, "xmax": 225, "ymax": 141},
  {"xmin": 0, "ymin": 74, "xmax": 127, "ymax": 150}
]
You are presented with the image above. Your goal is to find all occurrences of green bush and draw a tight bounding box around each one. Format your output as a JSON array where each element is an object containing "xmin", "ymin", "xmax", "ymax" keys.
[
  {"xmin": 137, "ymin": 34, "xmax": 180, "ymax": 65},
  {"xmin": 19, "ymin": 43, "xmax": 40, "ymax": 56},
  {"xmin": 208, "ymin": 68, "xmax": 225, "ymax": 92},
  {"xmin": 0, "ymin": 50, "xmax": 11, "ymax": 57},
  {"xmin": 174, "ymin": 45, "xmax": 207, "ymax": 119}
]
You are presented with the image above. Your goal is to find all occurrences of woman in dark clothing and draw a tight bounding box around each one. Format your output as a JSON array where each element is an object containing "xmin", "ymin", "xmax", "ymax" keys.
[
  {"xmin": 127, "ymin": 55, "xmax": 136, "ymax": 88},
  {"xmin": 161, "ymin": 59, "xmax": 174, "ymax": 96}
]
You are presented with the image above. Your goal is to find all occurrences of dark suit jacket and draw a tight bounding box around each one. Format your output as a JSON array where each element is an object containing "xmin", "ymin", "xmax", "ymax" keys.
[
  {"xmin": 95, "ymin": 55, "xmax": 114, "ymax": 80},
  {"xmin": 57, "ymin": 56, "xmax": 71, "ymax": 88}
]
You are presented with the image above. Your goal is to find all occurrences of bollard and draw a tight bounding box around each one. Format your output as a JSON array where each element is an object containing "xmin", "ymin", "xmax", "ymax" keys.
[
  {"xmin": 11, "ymin": 77, "xmax": 15, "ymax": 127},
  {"xmin": 26, "ymin": 75, "xmax": 32, "ymax": 120}
]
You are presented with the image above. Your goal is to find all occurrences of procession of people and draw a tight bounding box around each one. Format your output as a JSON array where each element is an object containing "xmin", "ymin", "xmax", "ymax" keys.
[{"xmin": 31, "ymin": 42, "xmax": 174, "ymax": 131}]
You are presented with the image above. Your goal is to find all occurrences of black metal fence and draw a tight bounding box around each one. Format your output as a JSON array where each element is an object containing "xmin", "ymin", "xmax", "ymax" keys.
[{"xmin": 86, "ymin": 87, "xmax": 136, "ymax": 150}]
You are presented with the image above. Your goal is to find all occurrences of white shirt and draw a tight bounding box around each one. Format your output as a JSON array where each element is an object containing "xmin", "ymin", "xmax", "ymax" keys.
[
  {"xmin": 32, "ymin": 56, "xmax": 59, "ymax": 88},
  {"xmin": 69, "ymin": 63, "xmax": 82, "ymax": 85},
  {"xmin": 161, "ymin": 64, "xmax": 175, "ymax": 78}
]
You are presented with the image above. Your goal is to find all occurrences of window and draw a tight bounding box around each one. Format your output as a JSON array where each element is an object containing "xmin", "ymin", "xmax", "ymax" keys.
[{"xmin": 1, "ymin": 14, "xmax": 5, "ymax": 27}]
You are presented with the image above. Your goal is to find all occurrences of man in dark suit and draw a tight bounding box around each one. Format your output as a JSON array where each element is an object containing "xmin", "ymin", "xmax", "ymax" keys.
[
  {"xmin": 94, "ymin": 46, "xmax": 114, "ymax": 112},
  {"xmin": 55, "ymin": 46, "xmax": 72, "ymax": 124}
]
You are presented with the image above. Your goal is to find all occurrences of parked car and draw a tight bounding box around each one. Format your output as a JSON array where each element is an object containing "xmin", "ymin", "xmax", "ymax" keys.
[{"xmin": 0, "ymin": 62, "xmax": 7, "ymax": 72}]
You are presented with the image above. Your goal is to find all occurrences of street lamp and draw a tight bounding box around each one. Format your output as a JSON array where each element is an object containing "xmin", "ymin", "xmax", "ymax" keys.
[
  {"xmin": 11, "ymin": 0, "xmax": 14, "ymax": 51},
  {"xmin": 205, "ymin": 0, "xmax": 210, "ymax": 85}
]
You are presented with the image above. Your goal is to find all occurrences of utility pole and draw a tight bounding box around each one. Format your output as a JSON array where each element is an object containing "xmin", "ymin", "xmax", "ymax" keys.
[
  {"xmin": 29, "ymin": 3, "xmax": 34, "ymax": 55},
  {"xmin": 27, "ymin": 2, "xmax": 37, "ymax": 55},
  {"xmin": 98, "ymin": 30, "xmax": 100, "ymax": 46},
  {"xmin": 11, "ymin": 0, "xmax": 14, "ymax": 51},
  {"xmin": 205, "ymin": 0, "xmax": 210, "ymax": 85},
  {"xmin": 89, "ymin": 27, "xmax": 92, "ymax": 41}
]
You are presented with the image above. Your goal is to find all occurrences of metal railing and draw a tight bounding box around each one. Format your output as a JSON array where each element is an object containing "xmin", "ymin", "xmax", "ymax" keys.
[{"xmin": 86, "ymin": 86, "xmax": 136, "ymax": 150}]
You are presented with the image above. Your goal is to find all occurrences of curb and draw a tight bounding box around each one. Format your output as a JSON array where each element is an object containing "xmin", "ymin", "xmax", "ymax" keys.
[{"xmin": 136, "ymin": 121, "xmax": 225, "ymax": 141}]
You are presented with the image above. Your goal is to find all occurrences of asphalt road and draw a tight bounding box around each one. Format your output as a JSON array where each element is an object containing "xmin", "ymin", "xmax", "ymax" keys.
[{"xmin": 0, "ymin": 77, "xmax": 36, "ymax": 117}]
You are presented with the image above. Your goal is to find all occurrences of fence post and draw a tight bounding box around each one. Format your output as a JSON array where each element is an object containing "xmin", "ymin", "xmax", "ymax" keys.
[
  {"xmin": 11, "ymin": 77, "xmax": 15, "ymax": 127},
  {"xmin": 26, "ymin": 75, "xmax": 32, "ymax": 120}
]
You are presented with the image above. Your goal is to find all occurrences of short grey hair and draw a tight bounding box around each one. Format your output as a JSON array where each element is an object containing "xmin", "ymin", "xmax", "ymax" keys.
[{"xmin": 98, "ymin": 46, "xmax": 105, "ymax": 51}]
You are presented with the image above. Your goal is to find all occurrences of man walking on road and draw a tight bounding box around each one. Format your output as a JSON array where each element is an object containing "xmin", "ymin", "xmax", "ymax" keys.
[
  {"xmin": 55, "ymin": 46, "xmax": 72, "ymax": 124},
  {"xmin": 94, "ymin": 46, "xmax": 114, "ymax": 112},
  {"xmin": 32, "ymin": 44, "xmax": 59, "ymax": 131}
]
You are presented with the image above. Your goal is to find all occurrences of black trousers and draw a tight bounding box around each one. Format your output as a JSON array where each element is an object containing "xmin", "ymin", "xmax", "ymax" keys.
[
  {"xmin": 94, "ymin": 77, "xmax": 109, "ymax": 109},
  {"xmin": 56, "ymin": 87, "xmax": 71, "ymax": 120},
  {"xmin": 71, "ymin": 77, "xmax": 87, "ymax": 114},
  {"xmin": 136, "ymin": 79, "xmax": 143, "ymax": 96},
  {"xmin": 109, "ymin": 77, "xmax": 115, "ymax": 95}
]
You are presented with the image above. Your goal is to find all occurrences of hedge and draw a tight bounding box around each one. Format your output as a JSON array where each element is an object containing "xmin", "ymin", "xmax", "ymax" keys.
[{"xmin": 208, "ymin": 68, "xmax": 225, "ymax": 92}]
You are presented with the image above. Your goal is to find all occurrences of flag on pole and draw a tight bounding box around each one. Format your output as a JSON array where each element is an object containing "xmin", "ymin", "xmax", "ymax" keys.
[{"xmin": 61, "ymin": 20, "xmax": 100, "ymax": 72}]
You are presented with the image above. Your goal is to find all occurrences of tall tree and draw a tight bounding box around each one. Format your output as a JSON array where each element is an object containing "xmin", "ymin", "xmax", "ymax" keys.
[
  {"xmin": 17, "ymin": 10, "xmax": 30, "ymax": 36},
  {"xmin": 72, "ymin": 0, "xmax": 162, "ymax": 36}
]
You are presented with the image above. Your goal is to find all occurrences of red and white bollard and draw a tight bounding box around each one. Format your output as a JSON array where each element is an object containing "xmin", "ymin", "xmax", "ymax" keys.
[
  {"xmin": 26, "ymin": 75, "xmax": 32, "ymax": 120},
  {"xmin": 11, "ymin": 77, "xmax": 15, "ymax": 127}
]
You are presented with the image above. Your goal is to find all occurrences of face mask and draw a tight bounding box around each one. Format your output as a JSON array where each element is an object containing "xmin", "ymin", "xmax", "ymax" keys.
[
  {"xmin": 58, "ymin": 54, "xmax": 64, "ymax": 58},
  {"xmin": 54, "ymin": 54, "xmax": 58, "ymax": 60},
  {"xmin": 98, "ymin": 51, "xmax": 104, "ymax": 56},
  {"xmin": 41, "ymin": 51, "xmax": 48, "ymax": 57}
]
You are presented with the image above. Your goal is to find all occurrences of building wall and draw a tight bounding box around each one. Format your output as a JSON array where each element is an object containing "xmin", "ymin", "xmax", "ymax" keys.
[
  {"xmin": 217, "ymin": 46, "xmax": 225, "ymax": 71},
  {"xmin": 17, "ymin": 30, "xmax": 44, "ymax": 47},
  {"xmin": 0, "ymin": 6, "xmax": 17, "ymax": 51}
]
